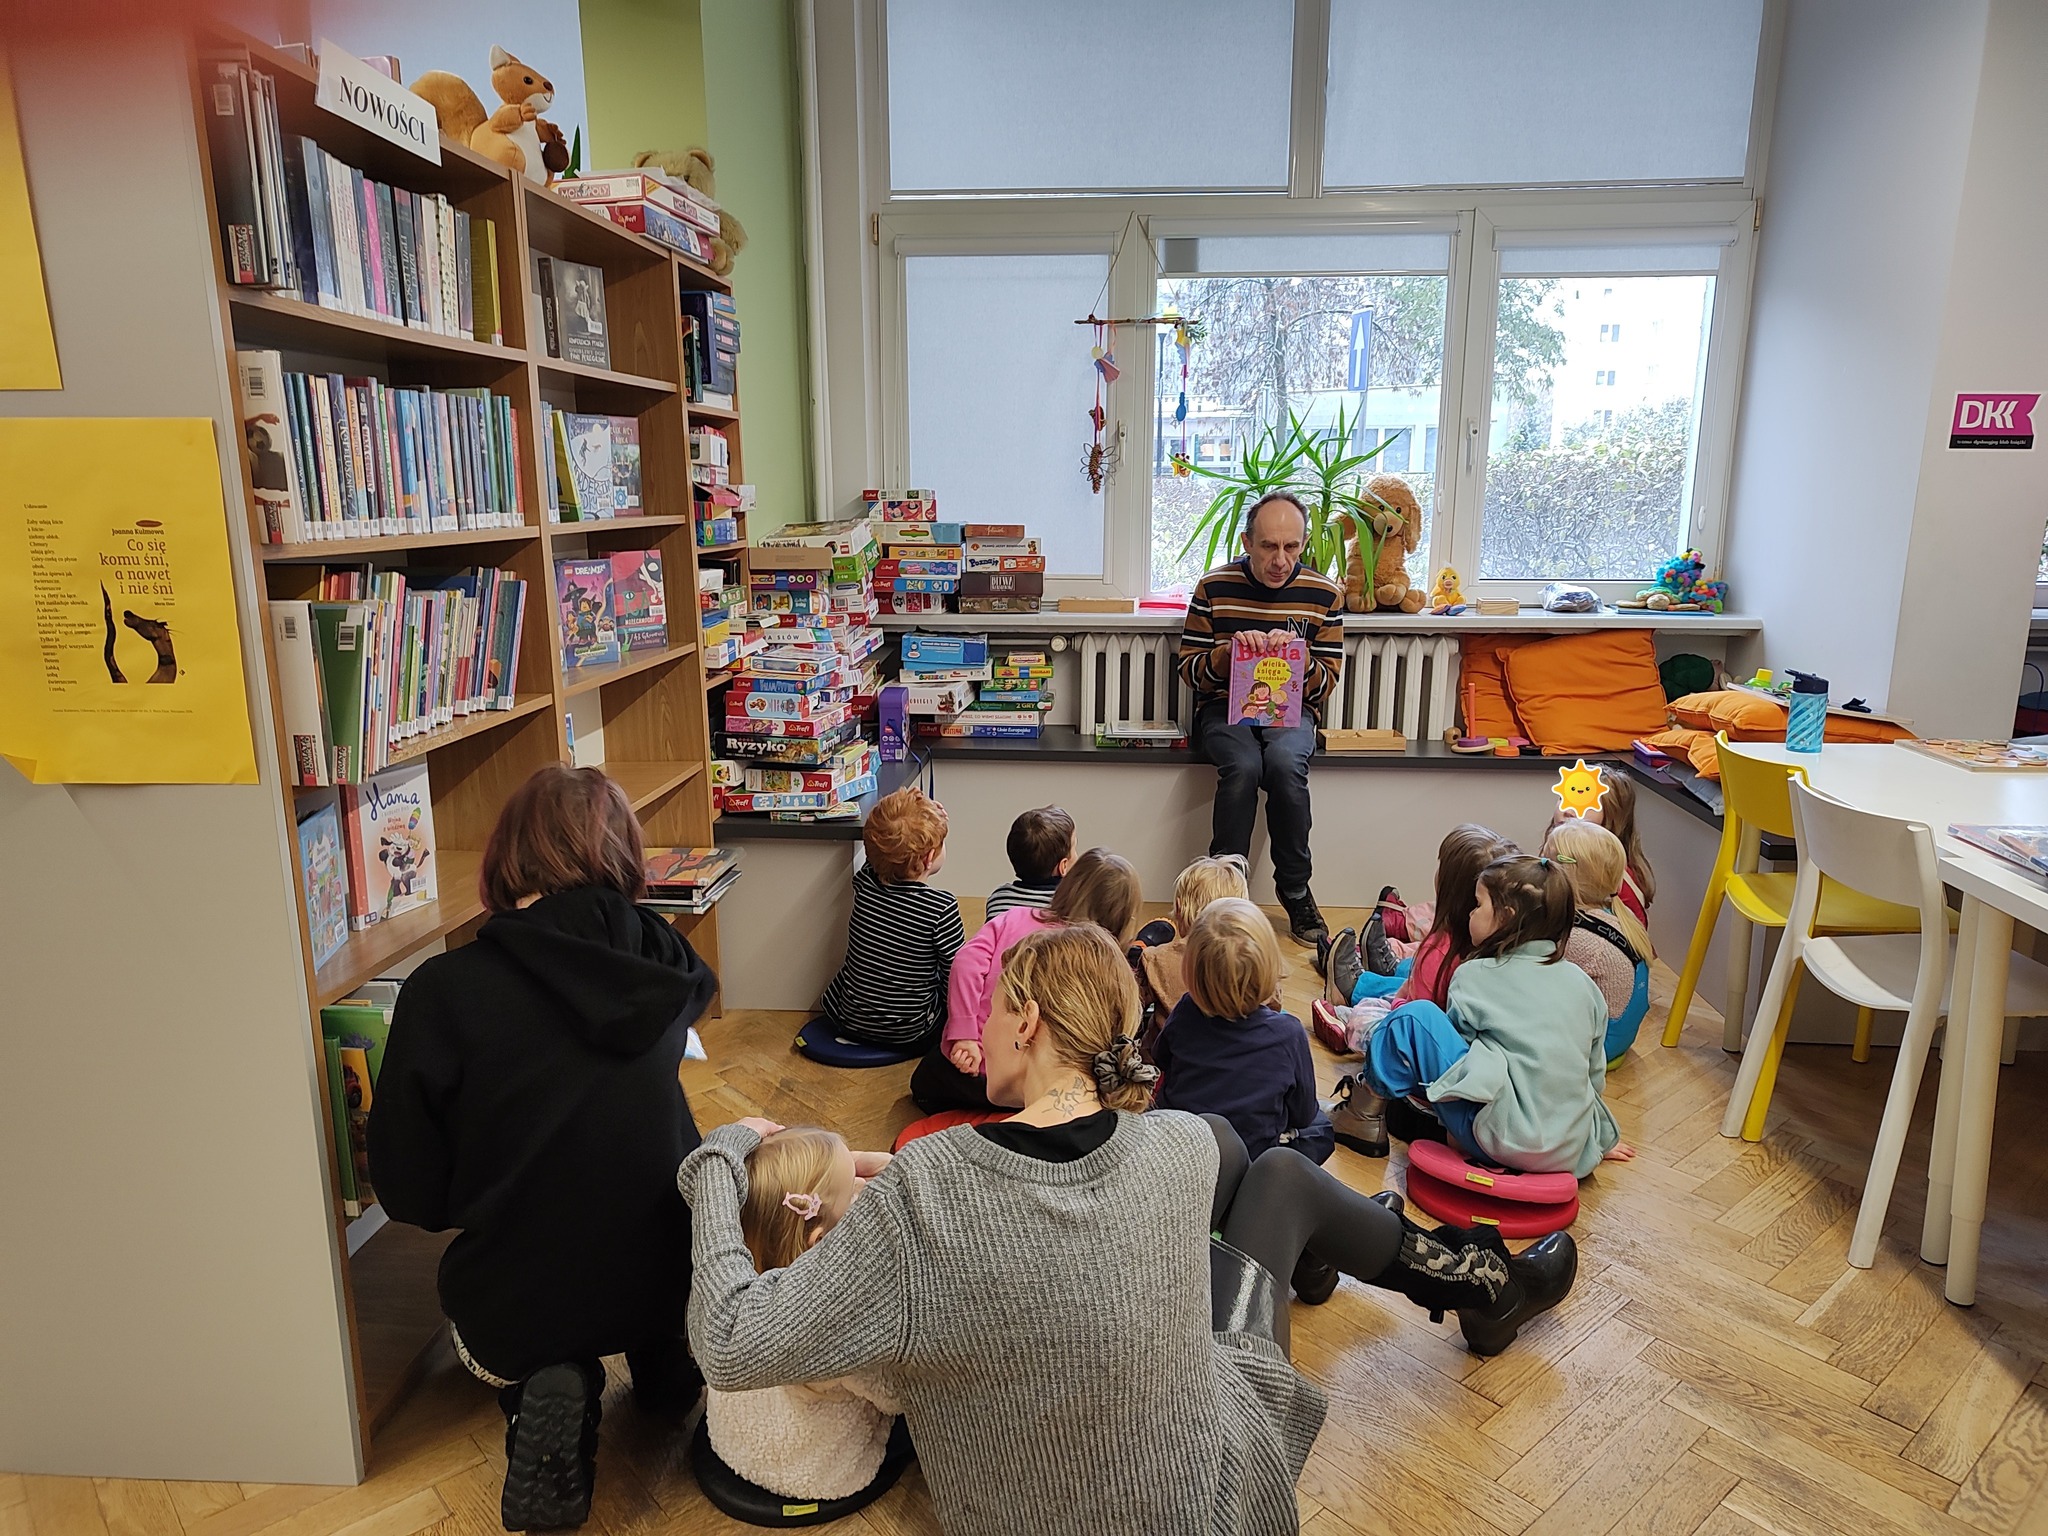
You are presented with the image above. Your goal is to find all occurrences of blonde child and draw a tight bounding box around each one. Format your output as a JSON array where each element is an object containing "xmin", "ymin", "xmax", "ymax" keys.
[
  {"xmin": 820, "ymin": 788, "xmax": 963, "ymax": 1049},
  {"xmin": 908, "ymin": 849, "xmax": 1142, "ymax": 1112},
  {"xmin": 706, "ymin": 1128, "xmax": 907, "ymax": 1501},
  {"xmin": 1332, "ymin": 855, "xmax": 1635, "ymax": 1174},
  {"xmin": 1544, "ymin": 819, "xmax": 1656, "ymax": 1063},
  {"xmin": 1154, "ymin": 898, "xmax": 1331, "ymax": 1163},
  {"xmin": 1130, "ymin": 854, "xmax": 1252, "ymax": 1038}
]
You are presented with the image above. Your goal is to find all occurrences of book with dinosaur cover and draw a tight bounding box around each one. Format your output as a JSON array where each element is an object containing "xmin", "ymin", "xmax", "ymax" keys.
[
  {"xmin": 296, "ymin": 794, "xmax": 350, "ymax": 968},
  {"xmin": 555, "ymin": 558, "xmax": 622, "ymax": 669},
  {"xmin": 337, "ymin": 762, "xmax": 437, "ymax": 930},
  {"xmin": 1227, "ymin": 633, "xmax": 1307, "ymax": 730},
  {"xmin": 609, "ymin": 550, "xmax": 667, "ymax": 651}
]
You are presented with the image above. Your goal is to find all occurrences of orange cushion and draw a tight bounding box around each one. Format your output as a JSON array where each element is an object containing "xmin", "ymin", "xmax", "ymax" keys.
[
  {"xmin": 891, "ymin": 1109, "xmax": 1005, "ymax": 1152},
  {"xmin": 1647, "ymin": 725, "xmax": 1722, "ymax": 779},
  {"xmin": 1505, "ymin": 630, "xmax": 1672, "ymax": 754},
  {"xmin": 1669, "ymin": 689, "xmax": 1916, "ymax": 746},
  {"xmin": 1457, "ymin": 635, "xmax": 1538, "ymax": 738}
]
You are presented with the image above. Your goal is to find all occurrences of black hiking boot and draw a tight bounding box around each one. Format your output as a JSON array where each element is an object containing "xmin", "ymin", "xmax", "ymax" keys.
[
  {"xmin": 1458, "ymin": 1232, "xmax": 1579, "ymax": 1357},
  {"xmin": 501, "ymin": 1363, "xmax": 601, "ymax": 1531}
]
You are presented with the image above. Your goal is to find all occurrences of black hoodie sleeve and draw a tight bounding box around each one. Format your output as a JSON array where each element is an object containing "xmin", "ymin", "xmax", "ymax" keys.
[{"xmin": 366, "ymin": 968, "xmax": 461, "ymax": 1231}]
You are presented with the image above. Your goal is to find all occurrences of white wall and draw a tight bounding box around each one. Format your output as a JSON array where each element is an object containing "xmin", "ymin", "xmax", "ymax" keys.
[
  {"xmin": 0, "ymin": 33, "xmax": 360, "ymax": 1481},
  {"xmin": 1722, "ymin": 0, "xmax": 1988, "ymax": 708},
  {"xmin": 309, "ymin": 0, "xmax": 590, "ymax": 164}
]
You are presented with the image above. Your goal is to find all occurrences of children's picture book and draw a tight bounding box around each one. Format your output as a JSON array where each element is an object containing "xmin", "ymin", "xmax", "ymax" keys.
[
  {"xmin": 1902, "ymin": 739, "xmax": 2048, "ymax": 772},
  {"xmin": 610, "ymin": 418, "xmax": 642, "ymax": 513},
  {"xmin": 608, "ymin": 550, "xmax": 667, "ymax": 652},
  {"xmin": 551, "ymin": 259, "xmax": 610, "ymax": 368},
  {"xmin": 337, "ymin": 762, "xmax": 437, "ymax": 930},
  {"xmin": 296, "ymin": 794, "xmax": 350, "ymax": 968},
  {"xmin": 1227, "ymin": 633, "xmax": 1307, "ymax": 729},
  {"xmin": 644, "ymin": 845, "xmax": 741, "ymax": 896},
  {"xmin": 562, "ymin": 414, "xmax": 616, "ymax": 521},
  {"xmin": 1949, "ymin": 825, "xmax": 2048, "ymax": 878},
  {"xmin": 555, "ymin": 558, "xmax": 622, "ymax": 669}
]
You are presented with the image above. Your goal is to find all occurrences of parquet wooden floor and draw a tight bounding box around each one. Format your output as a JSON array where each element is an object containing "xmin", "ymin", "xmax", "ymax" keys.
[{"xmin": 11, "ymin": 901, "xmax": 2048, "ymax": 1536}]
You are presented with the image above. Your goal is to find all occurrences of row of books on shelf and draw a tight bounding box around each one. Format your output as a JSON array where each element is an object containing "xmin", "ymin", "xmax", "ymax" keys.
[
  {"xmin": 235, "ymin": 351, "xmax": 522, "ymax": 544},
  {"xmin": 556, "ymin": 553, "xmax": 670, "ymax": 669},
  {"xmin": 879, "ymin": 632, "xmax": 1053, "ymax": 751},
  {"xmin": 204, "ymin": 58, "xmax": 502, "ymax": 344},
  {"xmin": 552, "ymin": 171, "xmax": 721, "ymax": 268},
  {"xmin": 540, "ymin": 404, "xmax": 642, "ymax": 521},
  {"xmin": 296, "ymin": 764, "xmax": 439, "ymax": 965},
  {"xmin": 273, "ymin": 566, "xmax": 529, "ymax": 785},
  {"xmin": 681, "ymin": 289, "xmax": 738, "ymax": 409},
  {"xmin": 315, "ymin": 975, "xmax": 397, "ymax": 1215}
]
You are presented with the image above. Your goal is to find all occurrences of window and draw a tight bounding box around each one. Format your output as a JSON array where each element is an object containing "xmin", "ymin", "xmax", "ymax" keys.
[
  {"xmin": 904, "ymin": 252, "xmax": 1111, "ymax": 576},
  {"xmin": 1478, "ymin": 237, "xmax": 1724, "ymax": 582},
  {"xmin": 1148, "ymin": 231, "xmax": 1452, "ymax": 594}
]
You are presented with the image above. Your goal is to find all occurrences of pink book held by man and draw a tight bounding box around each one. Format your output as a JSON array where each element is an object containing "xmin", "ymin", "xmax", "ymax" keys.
[{"xmin": 1227, "ymin": 633, "xmax": 1307, "ymax": 729}]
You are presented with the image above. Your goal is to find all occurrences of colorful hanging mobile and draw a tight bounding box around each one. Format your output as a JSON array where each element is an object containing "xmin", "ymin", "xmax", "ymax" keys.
[
  {"xmin": 1166, "ymin": 312, "xmax": 1203, "ymax": 477},
  {"xmin": 1073, "ymin": 309, "xmax": 1181, "ymax": 494}
]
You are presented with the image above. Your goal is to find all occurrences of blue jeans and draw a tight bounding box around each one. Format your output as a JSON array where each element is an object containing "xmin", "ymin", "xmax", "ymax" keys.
[
  {"xmin": 1196, "ymin": 700, "xmax": 1317, "ymax": 898},
  {"xmin": 1360, "ymin": 1001, "xmax": 1483, "ymax": 1152}
]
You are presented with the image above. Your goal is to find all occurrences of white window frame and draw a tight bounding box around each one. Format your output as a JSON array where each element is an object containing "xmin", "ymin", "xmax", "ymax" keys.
[{"xmin": 812, "ymin": 0, "xmax": 1782, "ymax": 605}]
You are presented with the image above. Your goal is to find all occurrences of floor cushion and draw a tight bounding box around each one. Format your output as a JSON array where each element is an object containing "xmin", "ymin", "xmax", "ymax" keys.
[
  {"xmin": 794, "ymin": 1018, "xmax": 921, "ymax": 1068},
  {"xmin": 1456, "ymin": 635, "xmax": 1540, "ymax": 739},
  {"xmin": 1505, "ymin": 630, "xmax": 1671, "ymax": 754},
  {"xmin": 1405, "ymin": 1140, "xmax": 1580, "ymax": 1238},
  {"xmin": 892, "ymin": 1108, "xmax": 1005, "ymax": 1151},
  {"xmin": 689, "ymin": 1420, "xmax": 910, "ymax": 1527}
]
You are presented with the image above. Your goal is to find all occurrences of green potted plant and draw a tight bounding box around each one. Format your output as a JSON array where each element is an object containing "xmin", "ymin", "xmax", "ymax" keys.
[{"xmin": 1176, "ymin": 403, "xmax": 1403, "ymax": 595}]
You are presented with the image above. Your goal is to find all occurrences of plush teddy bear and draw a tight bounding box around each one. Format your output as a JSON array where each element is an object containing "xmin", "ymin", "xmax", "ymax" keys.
[
  {"xmin": 1359, "ymin": 473, "xmax": 1425, "ymax": 613},
  {"xmin": 412, "ymin": 47, "xmax": 569, "ymax": 184},
  {"xmin": 631, "ymin": 149, "xmax": 748, "ymax": 276}
]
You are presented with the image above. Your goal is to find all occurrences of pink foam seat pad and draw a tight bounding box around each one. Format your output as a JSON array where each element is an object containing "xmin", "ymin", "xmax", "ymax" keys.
[
  {"xmin": 1406, "ymin": 1166, "xmax": 1579, "ymax": 1238},
  {"xmin": 891, "ymin": 1109, "xmax": 1006, "ymax": 1152},
  {"xmin": 1407, "ymin": 1139, "xmax": 1580, "ymax": 1204}
]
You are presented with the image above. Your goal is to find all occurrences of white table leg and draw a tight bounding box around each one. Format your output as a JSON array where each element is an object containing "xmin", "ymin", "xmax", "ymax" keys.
[
  {"xmin": 1922, "ymin": 897, "xmax": 1979, "ymax": 1264},
  {"xmin": 1723, "ymin": 916, "xmax": 1755, "ymax": 1055},
  {"xmin": 1945, "ymin": 901, "xmax": 2012, "ymax": 1306}
]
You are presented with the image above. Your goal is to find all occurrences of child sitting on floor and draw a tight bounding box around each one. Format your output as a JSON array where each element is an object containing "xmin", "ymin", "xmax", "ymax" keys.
[
  {"xmin": 1130, "ymin": 853, "xmax": 1251, "ymax": 1047},
  {"xmin": 1154, "ymin": 898, "xmax": 1333, "ymax": 1163},
  {"xmin": 985, "ymin": 805, "xmax": 1076, "ymax": 917},
  {"xmin": 908, "ymin": 848, "xmax": 1142, "ymax": 1112},
  {"xmin": 1332, "ymin": 854, "xmax": 1634, "ymax": 1175},
  {"xmin": 1547, "ymin": 768, "xmax": 1655, "ymax": 928},
  {"xmin": 819, "ymin": 788, "xmax": 964, "ymax": 1050},
  {"xmin": 1544, "ymin": 818, "xmax": 1656, "ymax": 1063},
  {"xmin": 707, "ymin": 1127, "xmax": 907, "ymax": 1501},
  {"xmin": 1312, "ymin": 824, "xmax": 1516, "ymax": 1059}
]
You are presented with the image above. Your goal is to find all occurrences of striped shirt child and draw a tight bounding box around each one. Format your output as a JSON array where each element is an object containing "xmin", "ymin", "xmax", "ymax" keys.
[
  {"xmin": 821, "ymin": 865, "xmax": 964, "ymax": 1047},
  {"xmin": 984, "ymin": 877, "xmax": 1059, "ymax": 917},
  {"xmin": 1175, "ymin": 556, "xmax": 1346, "ymax": 721}
]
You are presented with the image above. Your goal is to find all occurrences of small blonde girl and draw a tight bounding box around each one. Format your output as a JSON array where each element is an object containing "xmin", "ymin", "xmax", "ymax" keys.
[
  {"xmin": 1544, "ymin": 818, "xmax": 1655, "ymax": 1063},
  {"xmin": 1132, "ymin": 854, "xmax": 1253, "ymax": 1035},
  {"xmin": 706, "ymin": 1128, "xmax": 904, "ymax": 1502}
]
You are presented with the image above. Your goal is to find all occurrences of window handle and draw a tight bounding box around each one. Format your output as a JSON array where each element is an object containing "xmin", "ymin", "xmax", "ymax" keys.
[{"xmin": 1465, "ymin": 418, "xmax": 1479, "ymax": 474}]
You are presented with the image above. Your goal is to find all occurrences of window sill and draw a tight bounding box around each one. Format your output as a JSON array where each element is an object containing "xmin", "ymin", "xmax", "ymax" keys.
[{"xmin": 871, "ymin": 608, "xmax": 1763, "ymax": 635}]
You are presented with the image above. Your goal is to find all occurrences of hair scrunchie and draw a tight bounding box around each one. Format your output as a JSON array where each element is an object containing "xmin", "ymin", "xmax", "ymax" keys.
[{"xmin": 1090, "ymin": 1033, "xmax": 1160, "ymax": 1096}]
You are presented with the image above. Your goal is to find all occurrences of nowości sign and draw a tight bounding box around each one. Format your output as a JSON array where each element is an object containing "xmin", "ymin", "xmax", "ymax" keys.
[{"xmin": 315, "ymin": 41, "xmax": 441, "ymax": 165}]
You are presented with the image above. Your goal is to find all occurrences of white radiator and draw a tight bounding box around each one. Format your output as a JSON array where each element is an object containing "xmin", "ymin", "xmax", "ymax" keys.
[{"xmin": 1078, "ymin": 630, "xmax": 1458, "ymax": 743}]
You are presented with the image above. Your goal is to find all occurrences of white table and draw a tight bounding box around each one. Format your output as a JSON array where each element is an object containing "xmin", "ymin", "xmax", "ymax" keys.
[{"xmin": 1739, "ymin": 743, "xmax": 2048, "ymax": 1304}]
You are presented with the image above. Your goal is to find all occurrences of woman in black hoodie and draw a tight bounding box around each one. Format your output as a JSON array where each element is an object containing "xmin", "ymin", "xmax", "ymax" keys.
[{"xmin": 368, "ymin": 765, "xmax": 715, "ymax": 1532}]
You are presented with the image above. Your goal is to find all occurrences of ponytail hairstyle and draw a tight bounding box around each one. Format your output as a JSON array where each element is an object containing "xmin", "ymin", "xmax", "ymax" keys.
[
  {"xmin": 1427, "ymin": 823, "xmax": 1519, "ymax": 964},
  {"xmin": 1542, "ymin": 819, "xmax": 1654, "ymax": 962},
  {"xmin": 1046, "ymin": 847, "xmax": 1143, "ymax": 945},
  {"xmin": 995, "ymin": 923, "xmax": 1157, "ymax": 1112},
  {"xmin": 739, "ymin": 1127, "xmax": 848, "ymax": 1272},
  {"xmin": 1472, "ymin": 853, "xmax": 1577, "ymax": 964}
]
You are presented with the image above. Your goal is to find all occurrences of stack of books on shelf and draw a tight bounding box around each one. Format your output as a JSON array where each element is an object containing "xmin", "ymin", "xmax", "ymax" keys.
[
  {"xmin": 881, "ymin": 633, "xmax": 1049, "ymax": 744},
  {"xmin": 235, "ymin": 351, "xmax": 522, "ymax": 544},
  {"xmin": 555, "ymin": 552, "xmax": 670, "ymax": 670},
  {"xmin": 272, "ymin": 568, "xmax": 528, "ymax": 784},
  {"xmin": 540, "ymin": 406, "xmax": 642, "ymax": 521},
  {"xmin": 532, "ymin": 255, "xmax": 610, "ymax": 369},
  {"xmin": 681, "ymin": 287, "xmax": 738, "ymax": 409},
  {"xmin": 295, "ymin": 761, "xmax": 440, "ymax": 958},
  {"xmin": 551, "ymin": 170, "xmax": 718, "ymax": 267},
  {"xmin": 642, "ymin": 845, "xmax": 743, "ymax": 914},
  {"xmin": 862, "ymin": 489, "xmax": 1046, "ymax": 615},
  {"xmin": 312, "ymin": 978, "xmax": 399, "ymax": 1215},
  {"xmin": 202, "ymin": 58, "xmax": 503, "ymax": 344}
]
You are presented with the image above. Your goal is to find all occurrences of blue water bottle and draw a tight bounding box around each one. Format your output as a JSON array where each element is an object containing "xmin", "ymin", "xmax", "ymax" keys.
[{"xmin": 1786, "ymin": 670, "xmax": 1828, "ymax": 754}]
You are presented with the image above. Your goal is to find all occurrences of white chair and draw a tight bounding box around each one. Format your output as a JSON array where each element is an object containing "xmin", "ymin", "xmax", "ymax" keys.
[{"xmin": 1721, "ymin": 779, "xmax": 2048, "ymax": 1269}]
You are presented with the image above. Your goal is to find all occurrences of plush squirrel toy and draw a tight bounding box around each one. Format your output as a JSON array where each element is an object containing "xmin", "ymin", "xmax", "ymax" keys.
[
  {"xmin": 631, "ymin": 148, "xmax": 748, "ymax": 275},
  {"xmin": 411, "ymin": 47, "xmax": 569, "ymax": 184}
]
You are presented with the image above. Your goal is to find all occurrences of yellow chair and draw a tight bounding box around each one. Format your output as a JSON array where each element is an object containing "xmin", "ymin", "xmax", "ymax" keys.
[{"xmin": 1660, "ymin": 733, "xmax": 1922, "ymax": 1059}]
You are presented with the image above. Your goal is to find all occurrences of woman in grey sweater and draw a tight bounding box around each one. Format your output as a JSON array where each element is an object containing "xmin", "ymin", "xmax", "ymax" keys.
[{"xmin": 679, "ymin": 924, "xmax": 1574, "ymax": 1534}]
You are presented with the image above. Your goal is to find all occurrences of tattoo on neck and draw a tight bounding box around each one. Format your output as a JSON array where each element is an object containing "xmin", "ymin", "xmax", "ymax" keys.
[{"xmin": 1045, "ymin": 1077, "xmax": 1095, "ymax": 1114}]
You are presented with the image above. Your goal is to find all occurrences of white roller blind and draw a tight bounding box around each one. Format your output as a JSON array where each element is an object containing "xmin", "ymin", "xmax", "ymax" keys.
[
  {"xmin": 1159, "ymin": 228, "xmax": 1454, "ymax": 276},
  {"xmin": 886, "ymin": 0, "xmax": 1294, "ymax": 192},
  {"xmin": 1496, "ymin": 228, "xmax": 1738, "ymax": 277},
  {"xmin": 1324, "ymin": 0, "xmax": 1765, "ymax": 189}
]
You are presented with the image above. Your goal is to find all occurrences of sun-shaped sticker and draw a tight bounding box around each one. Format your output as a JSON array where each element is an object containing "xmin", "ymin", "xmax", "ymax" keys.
[{"xmin": 1553, "ymin": 759, "xmax": 1610, "ymax": 819}]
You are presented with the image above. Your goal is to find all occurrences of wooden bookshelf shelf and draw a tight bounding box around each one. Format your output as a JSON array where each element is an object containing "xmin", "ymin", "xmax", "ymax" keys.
[
  {"xmin": 560, "ymin": 641, "xmax": 699, "ymax": 698},
  {"xmin": 386, "ymin": 693, "xmax": 554, "ymax": 765},
  {"xmin": 610, "ymin": 760, "xmax": 705, "ymax": 813},
  {"xmin": 543, "ymin": 513, "xmax": 697, "ymax": 539},
  {"xmin": 696, "ymin": 540, "xmax": 748, "ymax": 556},
  {"xmin": 704, "ymin": 668, "xmax": 737, "ymax": 691},
  {"xmin": 312, "ymin": 850, "xmax": 484, "ymax": 1009},
  {"xmin": 535, "ymin": 357, "xmax": 678, "ymax": 397},
  {"xmin": 688, "ymin": 401, "xmax": 740, "ymax": 422},
  {"xmin": 226, "ymin": 289, "xmax": 526, "ymax": 369},
  {"xmin": 259, "ymin": 526, "xmax": 540, "ymax": 562}
]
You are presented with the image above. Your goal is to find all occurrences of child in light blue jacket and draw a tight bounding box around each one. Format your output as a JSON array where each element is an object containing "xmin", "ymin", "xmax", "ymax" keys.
[{"xmin": 1358, "ymin": 853, "xmax": 1634, "ymax": 1178}]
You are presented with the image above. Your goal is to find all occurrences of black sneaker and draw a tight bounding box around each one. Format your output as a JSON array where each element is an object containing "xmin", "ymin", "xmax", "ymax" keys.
[
  {"xmin": 1281, "ymin": 889, "xmax": 1328, "ymax": 948},
  {"xmin": 1361, "ymin": 910, "xmax": 1398, "ymax": 976},
  {"xmin": 1323, "ymin": 927, "xmax": 1363, "ymax": 1007},
  {"xmin": 502, "ymin": 1363, "xmax": 601, "ymax": 1531}
]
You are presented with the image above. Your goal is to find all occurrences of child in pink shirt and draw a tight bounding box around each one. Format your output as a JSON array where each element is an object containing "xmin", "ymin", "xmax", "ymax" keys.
[{"xmin": 908, "ymin": 848, "xmax": 1143, "ymax": 1113}]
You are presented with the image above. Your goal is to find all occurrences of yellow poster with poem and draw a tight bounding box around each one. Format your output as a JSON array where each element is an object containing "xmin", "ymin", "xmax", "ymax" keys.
[
  {"xmin": 0, "ymin": 419, "xmax": 258, "ymax": 783},
  {"xmin": 0, "ymin": 49, "xmax": 60, "ymax": 390}
]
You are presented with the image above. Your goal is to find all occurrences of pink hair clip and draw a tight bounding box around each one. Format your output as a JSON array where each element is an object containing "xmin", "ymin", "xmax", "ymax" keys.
[{"xmin": 781, "ymin": 1191, "xmax": 822, "ymax": 1221}]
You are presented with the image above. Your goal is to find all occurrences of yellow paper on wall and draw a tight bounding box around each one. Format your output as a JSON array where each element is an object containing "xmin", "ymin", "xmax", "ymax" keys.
[
  {"xmin": 0, "ymin": 51, "xmax": 60, "ymax": 391},
  {"xmin": 0, "ymin": 419, "xmax": 258, "ymax": 783}
]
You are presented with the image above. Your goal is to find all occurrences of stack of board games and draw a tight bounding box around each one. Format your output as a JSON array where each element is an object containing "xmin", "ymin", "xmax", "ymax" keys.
[
  {"xmin": 539, "ymin": 406, "xmax": 643, "ymax": 521},
  {"xmin": 907, "ymin": 638, "xmax": 1050, "ymax": 741},
  {"xmin": 643, "ymin": 845, "xmax": 744, "ymax": 913},
  {"xmin": 700, "ymin": 567, "xmax": 748, "ymax": 675},
  {"xmin": 863, "ymin": 488, "xmax": 956, "ymax": 616},
  {"xmin": 549, "ymin": 170, "xmax": 719, "ymax": 267},
  {"xmin": 957, "ymin": 525, "xmax": 1045, "ymax": 615}
]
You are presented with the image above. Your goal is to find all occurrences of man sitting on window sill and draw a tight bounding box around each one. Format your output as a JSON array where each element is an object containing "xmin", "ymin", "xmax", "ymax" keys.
[{"xmin": 1175, "ymin": 491, "xmax": 1345, "ymax": 949}]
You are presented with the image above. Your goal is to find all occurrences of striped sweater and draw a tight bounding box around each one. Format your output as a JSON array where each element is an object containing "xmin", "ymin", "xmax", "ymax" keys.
[
  {"xmin": 821, "ymin": 865, "xmax": 964, "ymax": 1046},
  {"xmin": 1176, "ymin": 558, "xmax": 1346, "ymax": 722}
]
